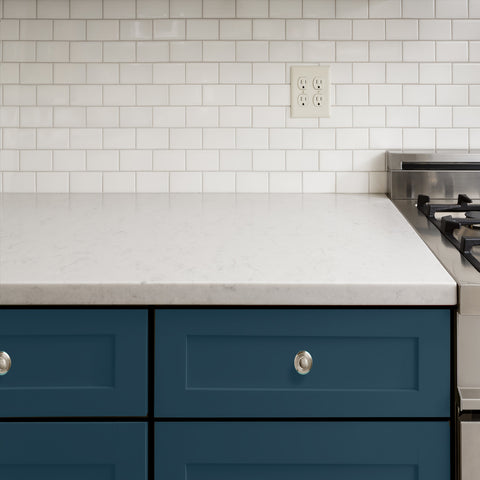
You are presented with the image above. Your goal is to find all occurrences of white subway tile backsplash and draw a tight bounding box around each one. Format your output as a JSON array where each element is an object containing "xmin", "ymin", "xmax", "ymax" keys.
[{"xmin": 3, "ymin": 0, "xmax": 480, "ymax": 193}]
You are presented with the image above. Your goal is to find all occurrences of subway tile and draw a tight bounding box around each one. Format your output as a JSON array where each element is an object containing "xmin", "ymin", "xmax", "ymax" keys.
[
  {"xmin": 3, "ymin": 41, "xmax": 35, "ymax": 62},
  {"xmin": 122, "ymin": 152, "xmax": 153, "ymax": 172},
  {"xmin": 220, "ymin": 63, "xmax": 251, "ymax": 83},
  {"xmin": 170, "ymin": 128, "xmax": 202, "ymax": 149},
  {"xmin": 170, "ymin": 85, "xmax": 202, "ymax": 105},
  {"xmin": 303, "ymin": 129, "xmax": 335, "ymax": 149},
  {"xmin": 286, "ymin": 150, "xmax": 318, "ymax": 171},
  {"xmin": 4, "ymin": 85, "xmax": 35, "ymax": 105},
  {"xmin": 436, "ymin": 42, "xmax": 468, "ymax": 62},
  {"xmin": 203, "ymin": 128, "xmax": 235, "ymax": 149},
  {"xmin": 269, "ymin": 172, "xmax": 302, "ymax": 193},
  {"xmin": 170, "ymin": 172, "xmax": 202, "ymax": 193},
  {"xmin": 154, "ymin": 107, "xmax": 185, "ymax": 127},
  {"xmin": 303, "ymin": 41, "xmax": 335, "ymax": 62},
  {"xmin": 153, "ymin": 63, "xmax": 185, "ymax": 83},
  {"xmin": 237, "ymin": 41, "xmax": 269, "ymax": 62},
  {"xmin": 70, "ymin": 42, "xmax": 102, "ymax": 63},
  {"xmin": 54, "ymin": 107, "xmax": 86, "ymax": 127},
  {"xmin": 453, "ymin": 107, "xmax": 480, "ymax": 127},
  {"xmin": 70, "ymin": 0, "xmax": 102, "ymax": 19},
  {"xmin": 353, "ymin": 150, "xmax": 386, "ymax": 171},
  {"xmin": 303, "ymin": 172, "xmax": 336, "ymax": 193},
  {"xmin": 37, "ymin": 85, "xmax": 68, "ymax": 106},
  {"xmin": 219, "ymin": 106, "xmax": 251, "ymax": 127},
  {"xmin": 236, "ymin": 128, "xmax": 269, "ymax": 149},
  {"xmin": 187, "ymin": 106, "xmax": 218, "ymax": 127},
  {"xmin": 320, "ymin": 151, "xmax": 353, "ymax": 172},
  {"xmin": 20, "ymin": 20, "xmax": 52, "ymax": 40},
  {"xmin": 170, "ymin": 0, "xmax": 202, "ymax": 18},
  {"xmin": 436, "ymin": 0, "xmax": 467, "ymax": 18},
  {"xmin": 253, "ymin": 20, "xmax": 285, "ymax": 40},
  {"xmin": 87, "ymin": 64, "xmax": 120, "ymax": 84},
  {"xmin": 203, "ymin": 172, "xmax": 235, "ymax": 193},
  {"xmin": 336, "ymin": 172, "xmax": 369, "ymax": 193},
  {"xmin": 387, "ymin": 106, "xmax": 419, "ymax": 127},
  {"xmin": 237, "ymin": 0, "xmax": 268, "ymax": 18},
  {"xmin": 453, "ymin": 20, "xmax": 480, "ymax": 40},
  {"xmin": 471, "ymin": 0, "xmax": 480, "ymax": 17},
  {"xmin": 154, "ymin": 20, "xmax": 185, "ymax": 40},
  {"xmin": 137, "ymin": 0, "xmax": 169, "ymax": 19},
  {"xmin": 87, "ymin": 150, "xmax": 119, "ymax": 171},
  {"xmin": 386, "ymin": 20, "xmax": 418, "ymax": 40},
  {"xmin": 37, "ymin": 128, "xmax": 69, "ymax": 149},
  {"xmin": 403, "ymin": 85, "xmax": 435, "ymax": 105},
  {"xmin": 70, "ymin": 129, "xmax": 102, "ymax": 149},
  {"xmin": 103, "ymin": 85, "xmax": 135, "ymax": 106},
  {"xmin": 319, "ymin": 106, "xmax": 353, "ymax": 127},
  {"xmin": 153, "ymin": 150, "xmax": 186, "ymax": 171},
  {"xmin": 286, "ymin": 20, "xmax": 318, "ymax": 41},
  {"xmin": 137, "ymin": 128, "xmax": 169, "ymax": 149},
  {"xmin": 353, "ymin": 63, "xmax": 385, "ymax": 84},
  {"xmin": 270, "ymin": 0, "xmax": 302, "ymax": 18},
  {"xmin": 336, "ymin": 0, "xmax": 368, "ymax": 18},
  {"xmin": 403, "ymin": 41, "xmax": 435, "ymax": 61},
  {"xmin": 54, "ymin": 150, "xmax": 86, "ymax": 171},
  {"xmin": 20, "ymin": 106, "xmax": 52, "ymax": 127},
  {"xmin": 3, "ymin": 172, "xmax": 35, "ymax": 192},
  {"xmin": 270, "ymin": 41, "xmax": 302, "ymax": 61},
  {"xmin": 54, "ymin": 20, "xmax": 85, "ymax": 41},
  {"xmin": 336, "ymin": 42, "xmax": 368, "ymax": 62},
  {"xmin": 104, "ymin": 42, "xmax": 136, "ymax": 62},
  {"xmin": 253, "ymin": 63, "xmax": 285, "ymax": 84},
  {"xmin": 20, "ymin": 63, "xmax": 52, "ymax": 84},
  {"xmin": 369, "ymin": 0, "xmax": 401, "ymax": 18},
  {"xmin": 186, "ymin": 62, "xmax": 218, "ymax": 83},
  {"xmin": 104, "ymin": 0, "xmax": 136, "ymax": 18},
  {"xmin": 203, "ymin": 85, "xmax": 235, "ymax": 105},
  {"xmin": 203, "ymin": 0, "xmax": 235, "ymax": 18},
  {"xmin": 303, "ymin": 0, "xmax": 335, "ymax": 18},
  {"xmin": 386, "ymin": 63, "xmax": 418, "ymax": 84},
  {"xmin": 120, "ymin": 63, "xmax": 152, "ymax": 84},
  {"xmin": 137, "ymin": 41, "xmax": 169, "ymax": 62},
  {"xmin": 87, "ymin": 20, "xmax": 119, "ymax": 41},
  {"xmin": 419, "ymin": 63, "xmax": 451, "ymax": 84},
  {"xmin": 0, "ymin": 63, "xmax": 20, "ymax": 83},
  {"xmin": 54, "ymin": 64, "xmax": 86, "ymax": 84},
  {"xmin": 437, "ymin": 85, "xmax": 468, "ymax": 105},
  {"xmin": 420, "ymin": 106, "xmax": 452, "ymax": 127},
  {"xmin": 236, "ymin": 172, "xmax": 268, "ymax": 192},
  {"xmin": 453, "ymin": 64, "xmax": 480, "ymax": 83},
  {"xmin": 186, "ymin": 150, "xmax": 218, "ymax": 171},
  {"xmin": 419, "ymin": 20, "xmax": 451, "ymax": 40},
  {"xmin": 369, "ymin": 128, "xmax": 402, "ymax": 149},
  {"xmin": 0, "ymin": 107, "xmax": 19, "ymax": 127},
  {"xmin": 337, "ymin": 129, "xmax": 369, "ymax": 149},
  {"xmin": 122, "ymin": 20, "xmax": 153, "ymax": 40},
  {"xmin": 136, "ymin": 172, "xmax": 169, "ymax": 193},
  {"xmin": 37, "ymin": 172, "xmax": 69, "ymax": 193},
  {"xmin": 320, "ymin": 20, "xmax": 352, "ymax": 40},
  {"xmin": 70, "ymin": 173, "xmax": 103, "ymax": 193},
  {"xmin": 353, "ymin": 20, "xmax": 385, "ymax": 40},
  {"xmin": 403, "ymin": 128, "xmax": 435, "ymax": 149},
  {"xmin": 436, "ymin": 128, "xmax": 469, "ymax": 148},
  {"xmin": 0, "ymin": 20, "xmax": 19, "ymax": 40},
  {"xmin": 471, "ymin": 86, "xmax": 480, "ymax": 106},
  {"xmin": 471, "ymin": 43, "xmax": 480, "ymax": 61},
  {"xmin": 137, "ymin": 85, "xmax": 169, "ymax": 106},
  {"xmin": 3, "ymin": 0, "xmax": 36, "ymax": 18},
  {"xmin": 103, "ymin": 173, "xmax": 135, "ymax": 193},
  {"xmin": 204, "ymin": 41, "xmax": 235, "ymax": 61},
  {"xmin": 187, "ymin": 19, "xmax": 219, "ymax": 40},
  {"xmin": 170, "ymin": 41, "xmax": 203, "ymax": 61},
  {"xmin": 236, "ymin": 85, "xmax": 269, "ymax": 105},
  {"xmin": 37, "ymin": 41, "xmax": 69, "ymax": 62},
  {"xmin": 269, "ymin": 85, "xmax": 290, "ymax": 106},
  {"xmin": 220, "ymin": 20, "xmax": 252, "ymax": 40},
  {"xmin": 121, "ymin": 106, "xmax": 153, "ymax": 127},
  {"xmin": 253, "ymin": 106, "xmax": 285, "ymax": 127},
  {"xmin": 219, "ymin": 150, "xmax": 252, "ymax": 171},
  {"xmin": 336, "ymin": 85, "xmax": 368, "ymax": 105},
  {"xmin": 0, "ymin": 151, "xmax": 20, "ymax": 172},
  {"xmin": 37, "ymin": 0, "xmax": 69, "ymax": 18},
  {"xmin": 87, "ymin": 107, "xmax": 119, "ymax": 128},
  {"xmin": 353, "ymin": 106, "xmax": 385, "ymax": 127},
  {"xmin": 71, "ymin": 85, "xmax": 103, "ymax": 106},
  {"xmin": 370, "ymin": 41, "xmax": 402, "ymax": 61},
  {"xmin": 403, "ymin": 0, "xmax": 434, "ymax": 18}
]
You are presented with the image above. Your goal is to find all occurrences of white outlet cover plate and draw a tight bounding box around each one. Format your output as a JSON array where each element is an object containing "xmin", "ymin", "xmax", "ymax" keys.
[{"xmin": 290, "ymin": 65, "xmax": 330, "ymax": 118}]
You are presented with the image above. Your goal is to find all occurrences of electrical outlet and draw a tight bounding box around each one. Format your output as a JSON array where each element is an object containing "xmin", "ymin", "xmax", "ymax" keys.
[{"xmin": 290, "ymin": 65, "xmax": 330, "ymax": 118}]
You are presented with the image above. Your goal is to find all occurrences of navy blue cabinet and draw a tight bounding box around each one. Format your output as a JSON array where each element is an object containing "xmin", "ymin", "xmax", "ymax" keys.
[
  {"xmin": 0, "ymin": 309, "xmax": 148, "ymax": 417},
  {"xmin": 156, "ymin": 421, "xmax": 450, "ymax": 480},
  {"xmin": 155, "ymin": 308, "xmax": 450, "ymax": 417},
  {"xmin": 0, "ymin": 422, "xmax": 147, "ymax": 480}
]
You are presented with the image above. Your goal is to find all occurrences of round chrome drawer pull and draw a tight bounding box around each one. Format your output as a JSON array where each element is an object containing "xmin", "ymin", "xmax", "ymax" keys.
[
  {"xmin": 294, "ymin": 350, "xmax": 312, "ymax": 375},
  {"xmin": 0, "ymin": 351, "xmax": 11, "ymax": 375}
]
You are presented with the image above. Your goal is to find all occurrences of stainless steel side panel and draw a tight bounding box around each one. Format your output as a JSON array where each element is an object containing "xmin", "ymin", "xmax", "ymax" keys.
[
  {"xmin": 389, "ymin": 171, "xmax": 480, "ymax": 200},
  {"xmin": 459, "ymin": 389, "xmax": 480, "ymax": 411},
  {"xmin": 458, "ymin": 315, "xmax": 480, "ymax": 390},
  {"xmin": 387, "ymin": 151, "xmax": 480, "ymax": 171},
  {"xmin": 461, "ymin": 421, "xmax": 480, "ymax": 480}
]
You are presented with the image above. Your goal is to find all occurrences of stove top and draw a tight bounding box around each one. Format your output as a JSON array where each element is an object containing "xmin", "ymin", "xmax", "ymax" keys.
[{"xmin": 417, "ymin": 194, "xmax": 480, "ymax": 273}]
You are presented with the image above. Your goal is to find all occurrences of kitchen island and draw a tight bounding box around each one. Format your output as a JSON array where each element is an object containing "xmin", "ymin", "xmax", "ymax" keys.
[{"xmin": 0, "ymin": 193, "xmax": 455, "ymax": 480}]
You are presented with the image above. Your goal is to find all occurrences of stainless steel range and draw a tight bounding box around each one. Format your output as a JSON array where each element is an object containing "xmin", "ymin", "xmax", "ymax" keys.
[{"xmin": 388, "ymin": 150, "xmax": 480, "ymax": 480}]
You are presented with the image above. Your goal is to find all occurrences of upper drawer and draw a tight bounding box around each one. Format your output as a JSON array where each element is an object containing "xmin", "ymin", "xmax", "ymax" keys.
[
  {"xmin": 0, "ymin": 309, "xmax": 147, "ymax": 417},
  {"xmin": 155, "ymin": 308, "xmax": 450, "ymax": 418}
]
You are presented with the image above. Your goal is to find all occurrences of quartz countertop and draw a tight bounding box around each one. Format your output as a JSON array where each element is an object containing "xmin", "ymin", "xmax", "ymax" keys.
[{"xmin": 0, "ymin": 193, "xmax": 456, "ymax": 306}]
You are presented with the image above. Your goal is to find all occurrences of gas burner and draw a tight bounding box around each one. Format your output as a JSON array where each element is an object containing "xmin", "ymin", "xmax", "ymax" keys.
[{"xmin": 466, "ymin": 211, "xmax": 480, "ymax": 220}]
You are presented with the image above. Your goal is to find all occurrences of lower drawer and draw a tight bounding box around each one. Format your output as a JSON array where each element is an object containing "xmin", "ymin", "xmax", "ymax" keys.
[
  {"xmin": 0, "ymin": 309, "xmax": 148, "ymax": 416},
  {"xmin": 0, "ymin": 422, "xmax": 147, "ymax": 480},
  {"xmin": 156, "ymin": 421, "xmax": 450, "ymax": 480}
]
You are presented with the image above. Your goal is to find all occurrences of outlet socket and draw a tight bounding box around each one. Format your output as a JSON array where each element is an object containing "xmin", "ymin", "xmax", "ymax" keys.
[{"xmin": 290, "ymin": 65, "xmax": 330, "ymax": 118}]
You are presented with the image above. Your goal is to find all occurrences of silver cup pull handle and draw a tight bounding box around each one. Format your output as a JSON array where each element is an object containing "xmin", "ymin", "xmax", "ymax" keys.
[
  {"xmin": 0, "ymin": 351, "xmax": 12, "ymax": 375},
  {"xmin": 294, "ymin": 350, "xmax": 312, "ymax": 375}
]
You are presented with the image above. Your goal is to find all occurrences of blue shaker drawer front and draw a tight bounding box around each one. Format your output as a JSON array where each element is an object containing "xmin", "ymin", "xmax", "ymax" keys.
[
  {"xmin": 156, "ymin": 421, "xmax": 450, "ymax": 480},
  {"xmin": 155, "ymin": 308, "xmax": 450, "ymax": 417},
  {"xmin": 0, "ymin": 422, "xmax": 147, "ymax": 480},
  {"xmin": 0, "ymin": 309, "xmax": 148, "ymax": 417}
]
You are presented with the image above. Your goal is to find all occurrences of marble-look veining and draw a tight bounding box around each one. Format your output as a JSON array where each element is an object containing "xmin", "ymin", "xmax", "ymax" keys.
[{"xmin": 0, "ymin": 194, "xmax": 456, "ymax": 305}]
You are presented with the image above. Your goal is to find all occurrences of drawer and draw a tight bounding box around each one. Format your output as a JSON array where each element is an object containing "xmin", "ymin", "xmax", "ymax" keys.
[
  {"xmin": 155, "ymin": 308, "xmax": 450, "ymax": 417},
  {"xmin": 0, "ymin": 422, "xmax": 147, "ymax": 480},
  {"xmin": 156, "ymin": 421, "xmax": 450, "ymax": 480},
  {"xmin": 0, "ymin": 309, "xmax": 148, "ymax": 417}
]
